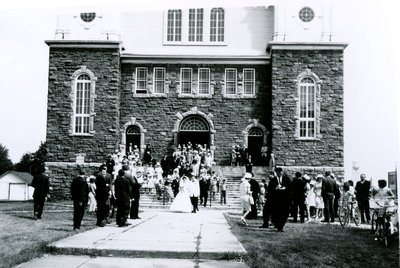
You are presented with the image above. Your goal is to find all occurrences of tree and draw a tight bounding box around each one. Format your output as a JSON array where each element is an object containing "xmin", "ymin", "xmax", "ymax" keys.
[
  {"xmin": 14, "ymin": 153, "xmax": 33, "ymax": 173},
  {"xmin": 14, "ymin": 142, "xmax": 47, "ymax": 175},
  {"xmin": 0, "ymin": 144, "xmax": 14, "ymax": 175}
]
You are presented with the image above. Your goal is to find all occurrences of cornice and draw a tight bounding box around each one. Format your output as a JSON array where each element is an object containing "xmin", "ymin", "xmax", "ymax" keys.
[
  {"xmin": 267, "ymin": 42, "xmax": 348, "ymax": 52},
  {"xmin": 45, "ymin": 40, "xmax": 121, "ymax": 49},
  {"xmin": 120, "ymin": 54, "xmax": 270, "ymax": 65}
]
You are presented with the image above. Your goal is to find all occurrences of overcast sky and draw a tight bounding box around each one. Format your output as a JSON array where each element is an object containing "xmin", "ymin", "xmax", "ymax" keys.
[{"xmin": 0, "ymin": 0, "xmax": 399, "ymax": 186}]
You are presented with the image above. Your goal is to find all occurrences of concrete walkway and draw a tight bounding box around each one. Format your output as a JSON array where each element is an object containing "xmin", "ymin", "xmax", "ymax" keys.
[{"xmin": 16, "ymin": 210, "xmax": 248, "ymax": 267}]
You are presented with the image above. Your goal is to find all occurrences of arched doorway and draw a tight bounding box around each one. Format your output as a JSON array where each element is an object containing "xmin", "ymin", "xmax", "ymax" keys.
[
  {"xmin": 179, "ymin": 115, "xmax": 210, "ymax": 148},
  {"xmin": 126, "ymin": 125, "xmax": 141, "ymax": 155},
  {"xmin": 248, "ymin": 127, "xmax": 264, "ymax": 165}
]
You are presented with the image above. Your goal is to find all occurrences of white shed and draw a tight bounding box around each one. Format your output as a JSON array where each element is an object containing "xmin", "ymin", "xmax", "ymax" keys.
[{"xmin": 0, "ymin": 171, "xmax": 34, "ymax": 201}]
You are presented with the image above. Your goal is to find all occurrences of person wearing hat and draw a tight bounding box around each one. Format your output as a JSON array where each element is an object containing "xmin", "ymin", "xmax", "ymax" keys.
[
  {"xmin": 268, "ymin": 167, "xmax": 292, "ymax": 232},
  {"xmin": 239, "ymin": 173, "xmax": 252, "ymax": 225},
  {"xmin": 291, "ymin": 172, "xmax": 306, "ymax": 223},
  {"xmin": 71, "ymin": 168, "xmax": 89, "ymax": 230},
  {"xmin": 303, "ymin": 174, "xmax": 314, "ymax": 222}
]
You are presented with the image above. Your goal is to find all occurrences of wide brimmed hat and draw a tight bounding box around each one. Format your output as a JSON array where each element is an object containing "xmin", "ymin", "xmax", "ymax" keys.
[{"xmin": 244, "ymin": 173, "xmax": 252, "ymax": 179}]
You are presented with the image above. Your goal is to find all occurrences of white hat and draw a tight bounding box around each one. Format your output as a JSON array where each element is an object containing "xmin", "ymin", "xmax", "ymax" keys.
[
  {"xmin": 244, "ymin": 173, "xmax": 252, "ymax": 179},
  {"xmin": 303, "ymin": 174, "xmax": 310, "ymax": 181}
]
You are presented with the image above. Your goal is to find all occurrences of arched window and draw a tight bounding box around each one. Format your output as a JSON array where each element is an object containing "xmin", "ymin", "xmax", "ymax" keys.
[
  {"xmin": 167, "ymin": 10, "xmax": 182, "ymax": 41},
  {"xmin": 299, "ymin": 77, "xmax": 316, "ymax": 138},
  {"xmin": 248, "ymin": 128, "xmax": 263, "ymax": 137},
  {"xmin": 74, "ymin": 73, "xmax": 92, "ymax": 134},
  {"xmin": 180, "ymin": 116, "xmax": 209, "ymax": 131},
  {"xmin": 210, "ymin": 8, "xmax": 224, "ymax": 42}
]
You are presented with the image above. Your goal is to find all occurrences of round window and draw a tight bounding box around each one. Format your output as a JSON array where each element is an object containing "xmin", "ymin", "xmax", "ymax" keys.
[
  {"xmin": 80, "ymin": 13, "xmax": 96, "ymax": 23},
  {"xmin": 298, "ymin": 7, "xmax": 314, "ymax": 23}
]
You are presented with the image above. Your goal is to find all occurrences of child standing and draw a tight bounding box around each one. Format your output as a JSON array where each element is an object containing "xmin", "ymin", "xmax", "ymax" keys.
[{"xmin": 220, "ymin": 179, "xmax": 227, "ymax": 205}]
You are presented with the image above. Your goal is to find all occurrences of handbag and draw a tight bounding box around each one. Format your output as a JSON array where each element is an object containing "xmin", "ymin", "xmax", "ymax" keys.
[{"xmin": 249, "ymin": 195, "xmax": 255, "ymax": 205}]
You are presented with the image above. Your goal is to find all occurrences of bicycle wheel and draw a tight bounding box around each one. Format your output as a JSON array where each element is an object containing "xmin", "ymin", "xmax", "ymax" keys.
[
  {"xmin": 376, "ymin": 218, "xmax": 385, "ymax": 244},
  {"xmin": 371, "ymin": 210, "xmax": 378, "ymax": 232},
  {"xmin": 353, "ymin": 207, "xmax": 361, "ymax": 226},
  {"xmin": 339, "ymin": 207, "xmax": 349, "ymax": 227},
  {"xmin": 383, "ymin": 220, "xmax": 391, "ymax": 247}
]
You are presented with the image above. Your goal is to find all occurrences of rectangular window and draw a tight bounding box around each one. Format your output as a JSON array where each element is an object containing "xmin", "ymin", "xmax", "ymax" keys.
[
  {"xmin": 135, "ymin": 67, "xmax": 148, "ymax": 94},
  {"xmin": 189, "ymin": 9, "xmax": 203, "ymax": 42},
  {"xmin": 299, "ymin": 83, "xmax": 316, "ymax": 138},
  {"xmin": 198, "ymin": 68, "xmax": 210, "ymax": 95},
  {"xmin": 153, "ymin": 68, "xmax": 165, "ymax": 94},
  {"xmin": 243, "ymin": 69, "xmax": 255, "ymax": 95},
  {"xmin": 167, "ymin": 10, "xmax": 182, "ymax": 41},
  {"xmin": 181, "ymin": 68, "xmax": 192, "ymax": 94},
  {"xmin": 210, "ymin": 8, "xmax": 224, "ymax": 42},
  {"xmin": 225, "ymin": 68, "xmax": 237, "ymax": 95}
]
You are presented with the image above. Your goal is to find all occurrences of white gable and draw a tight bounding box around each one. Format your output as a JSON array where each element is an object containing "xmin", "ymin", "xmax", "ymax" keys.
[{"xmin": 0, "ymin": 173, "xmax": 27, "ymax": 184}]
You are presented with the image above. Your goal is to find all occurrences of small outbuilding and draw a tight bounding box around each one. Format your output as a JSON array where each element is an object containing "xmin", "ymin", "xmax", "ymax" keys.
[{"xmin": 0, "ymin": 171, "xmax": 34, "ymax": 201}]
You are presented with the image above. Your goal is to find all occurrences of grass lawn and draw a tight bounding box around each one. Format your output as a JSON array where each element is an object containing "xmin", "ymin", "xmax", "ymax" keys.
[
  {"xmin": 0, "ymin": 201, "xmax": 96, "ymax": 268},
  {"xmin": 226, "ymin": 213, "xmax": 399, "ymax": 268}
]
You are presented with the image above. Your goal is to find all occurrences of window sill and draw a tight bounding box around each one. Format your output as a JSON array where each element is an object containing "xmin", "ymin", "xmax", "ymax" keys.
[
  {"xmin": 295, "ymin": 137, "xmax": 321, "ymax": 141},
  {"xmin": 178, "ymin": 93, "xmax": 213, "ymax": 99},
  {"xmin": 222, "ymin": 94, "xmax": 256, "ymax": 99},
  {"xmin": 163, "ymin": 41, "xmax": 227, "ymax": 46},
  {"xmin": 70, "ymin": 133, "xmax": 95, "ymax": 137},
  {"xmin": 132, "ymin": 93, "xmax": 168, "ymax": 98}
]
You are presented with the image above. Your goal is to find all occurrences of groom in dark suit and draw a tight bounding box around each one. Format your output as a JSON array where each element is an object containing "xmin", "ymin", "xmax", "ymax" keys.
[{"xmin": 269, "ymin": 167, "xmax": 292, "ymax": 232}]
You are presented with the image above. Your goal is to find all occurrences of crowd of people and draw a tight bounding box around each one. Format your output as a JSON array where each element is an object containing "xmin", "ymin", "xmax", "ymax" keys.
[
  {"xmin": 238, "ymin": 167, "xmax": 397, "ymax": 233},
  {"xmin": 28, "ymin": 144, "xmax": 397, "ymax": 233},
  {"xmin": 69, "ymin": 143, "xmax": 229, "ymax": 229}
]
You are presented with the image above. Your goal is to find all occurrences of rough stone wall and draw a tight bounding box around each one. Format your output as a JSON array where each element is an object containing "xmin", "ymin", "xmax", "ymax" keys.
[
  {"xmin": 46, "ymin": 47, "xmax": 120, "ymax": 163},
  {"xmin": 120, "ymin": 64, "xmax": 271, "ymax": 164},
  {"xmin": 271, "ymin": 49, "xmax": 344, "ymax": 170}
]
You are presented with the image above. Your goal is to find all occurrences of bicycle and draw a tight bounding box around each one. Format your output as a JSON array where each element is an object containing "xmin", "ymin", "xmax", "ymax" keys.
[
  {"xmin": 371, "ymin": 199, "xmax": 397, "ymax": 247},
  {"xmin": 338, "ymin": 200, "xmax": 361, "ymax": 227}
]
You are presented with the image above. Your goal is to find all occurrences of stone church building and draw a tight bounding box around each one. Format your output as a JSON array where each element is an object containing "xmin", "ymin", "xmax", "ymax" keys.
[{"xmin": 44, "ymin": 3, "xmax": 346, "ymax": 197}]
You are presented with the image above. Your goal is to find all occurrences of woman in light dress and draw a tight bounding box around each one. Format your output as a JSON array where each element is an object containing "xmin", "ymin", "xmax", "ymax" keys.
[
  {"xmin": 304, "ymin": 174, "xmax": 315, "ymax": 222},
  {"xmin": 239, "ymin": 173, "xmax": 252, "ymax": 225},
  {"xmin": 313, "ymin": 175, "xmax": 324, "ymax": 220},
  {"xmin": 87, "ymin": 176, "xmax": 97, "ymax": 213},
  {"xmin": 169, "ymin": 175, "xmax": 192, "ymax": 213}
]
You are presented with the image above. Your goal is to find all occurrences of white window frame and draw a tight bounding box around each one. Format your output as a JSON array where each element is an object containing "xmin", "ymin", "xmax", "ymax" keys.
[
  {"xmin": 167, "ymin": 9, "xmax": 182, "ymax": 42},
  {"xmin": 163, "ymin": 8, "xmax": 226, "ymax": 46},
  {"xmin": 180, "ymin": 68, "xmax": 192, "ymax": 94},
  {"xmin": 188, "ymin": 8, "xmax": 203, "ymax": 42},
  {"xmin": 70, "ymin": 66, "xmax": 96, "ymax": 136},
  {"xmin": 224, "ymin": 68, "xmax": 237, "ymax": 95},
  {"xmin": 135, "ymin": 67, "xmax": 148, "ymax": 94},
  {"xmin": 198, "ymin": 68, "xmax": 210, "ymax": 95},
  {"xmin": 243, "ymin": 68, "xmax": 255, "ymax": 95},
  {"xmin": 299, "ymin": 77, "xmax": 316, "ymax": 138},
  {"xmin": 153, "ymin": 67, "xmax": 165, "ymax": 94},
  {"xmin": 295, "ymin": 69, "xmax": 322, "ymax": 140},
  {"xmin": 210, "ymin": 8, "xmax": 224, "ymax": 42}
]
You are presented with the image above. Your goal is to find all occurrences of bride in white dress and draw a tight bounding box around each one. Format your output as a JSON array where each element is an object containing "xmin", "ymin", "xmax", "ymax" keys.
[{"xmin": 170, "ymin": 175, "xmax": 192, "ymax": 213}]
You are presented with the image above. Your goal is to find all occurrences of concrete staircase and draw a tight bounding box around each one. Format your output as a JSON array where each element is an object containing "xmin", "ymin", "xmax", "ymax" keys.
[{"xmin": 140, "ymin": 166, "xmax": 269, "ymax": 210}]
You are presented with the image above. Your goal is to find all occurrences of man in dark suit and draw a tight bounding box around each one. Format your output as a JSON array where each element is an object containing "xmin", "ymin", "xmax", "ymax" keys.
[
  {"xmin": 114, "ymin": 169, "xmax": 132, "ymax": 227},
  {"xmin": 355, "ymin": 174, "xmax": 371, "ymax": 223},
  {"xmin": 31, "ymin": 165, "xmax": 50, "ymax": 220},
  {"xmin": 247, "ymin": 174, "xmax": 260, "ymax": 219},
  {"xmin": 321, "ymin": 172, "xmax": 338, "ymax": 223},
  {"xmin": 130, "ymin": 170, "xmax": 141, "ymax": 219},
  {"xmin": 291, "ymin": 172, "xmax": 306, "ymax": 223},
  {"xmin": 199, "ymin": 172, "xmax": 210, "ymax": 207},
  {"xmin": 260, "ymin": 172, "xmax": 274, "ymax": 228},
  {"xmin": 71, "ymin": 168, "xmax": 89, "ymax": 230},
  {"xmin": 95, "ymin": 165, "xmax": 112, "ymax": 227},
  {"xmin": 269, "ymin": 167, "xmax": 292, "ymax": 232}
]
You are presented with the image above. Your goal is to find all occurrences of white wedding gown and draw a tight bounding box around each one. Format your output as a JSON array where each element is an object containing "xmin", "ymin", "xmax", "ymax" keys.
[{"xmin": 170, "ymin": 179, "xmax": 192, "ymax": 213}]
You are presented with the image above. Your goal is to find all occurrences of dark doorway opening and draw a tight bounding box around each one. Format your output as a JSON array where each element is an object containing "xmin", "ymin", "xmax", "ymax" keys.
[
  {"xmin": 126, "ymin": 125, "xmax": 140, "ymax": 155},
  {"xmin": 179, "ymin": 131, "xmax": 210, "ymax": 148},
  {"xmin": 248, "ymin": 128, "xmax": 264, "ymax": 166}
]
